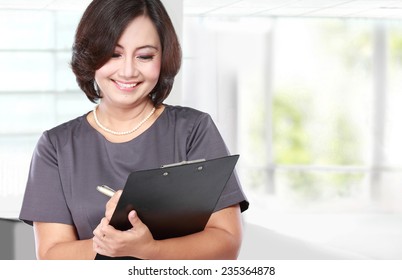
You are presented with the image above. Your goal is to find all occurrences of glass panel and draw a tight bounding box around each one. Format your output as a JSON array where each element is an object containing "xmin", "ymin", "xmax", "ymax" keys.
[
  {"xmin": 0, "ymin": 93, "xmax": 56, "ymax": 134},
  {"xmin": 55, "ymin": 51, "xmax": 80, "ymax": 91},
  {"xmin": 0, "ymin": 52, "xmax": 55, "ymax": 92},
  {"xmin": 272, "ymin": 18, "xmax": 373, "ymax": 167},
  {"xmin": 55, "ymin": 11, "xmax": 82, "ymax": 50},
  {"xmin": 0, "ymin": 9, "xmax": 88, "ymax": 218},
  {"xmin": 55, "ymin": 92, "xmax": 94, "ymax": 123},
  {"xmin": 182, "ymin": 16, "xmax": 398, "ymax": 214},
  {"xmin": 0, "ymin": 136, "xmax": 37, "ymax": 195},
  {"xmin": 0, "ymin": 135, "xmax": 39, "ymax": 217},
  {"xmin": 274, "ymin": 169, "xmax": 369, "ymax": 209},
  {"xmin": 0, "ymin": 10, "xmax": 54, "ymax": 50},
  {"xmin": 385, "ymin": 21, "xmax": 402, "ymax": 167}
]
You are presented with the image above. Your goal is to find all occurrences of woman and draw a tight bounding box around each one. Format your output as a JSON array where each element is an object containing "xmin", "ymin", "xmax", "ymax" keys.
[{"xmin": 19, "ymin": 0, "xmax": 248, "ymax": 260}]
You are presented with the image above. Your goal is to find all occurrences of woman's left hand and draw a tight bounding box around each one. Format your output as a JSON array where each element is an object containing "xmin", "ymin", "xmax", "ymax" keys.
[{"xmin": 92, "ymin": 210, "xmax": 158, "ymax": 259}]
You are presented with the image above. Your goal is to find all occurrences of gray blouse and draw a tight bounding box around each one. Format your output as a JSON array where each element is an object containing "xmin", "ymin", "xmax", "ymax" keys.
[{"xmin": 19, "ymin": 105, "xmax": 248, "ymax": 239}]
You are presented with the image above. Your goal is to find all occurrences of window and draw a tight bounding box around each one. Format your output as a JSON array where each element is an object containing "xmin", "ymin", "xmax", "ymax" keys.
[
  {"xmin": 0, "ymin": 10, "xmax": 93, "ymax": 217},
  {"xmin": 182, "ymin": 16, "xmax": 402, "ymax": 221}
]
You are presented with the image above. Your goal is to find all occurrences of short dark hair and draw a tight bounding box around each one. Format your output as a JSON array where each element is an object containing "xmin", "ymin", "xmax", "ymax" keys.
[{"xmin": 71, "ymin": 0, "xmax": 182, "ymax": 106}]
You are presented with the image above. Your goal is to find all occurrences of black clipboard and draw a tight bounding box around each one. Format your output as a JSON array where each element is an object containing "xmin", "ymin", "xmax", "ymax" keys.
[{"xmin": 95, "ymin": 154, "xmax": 239, "ymax": 260}]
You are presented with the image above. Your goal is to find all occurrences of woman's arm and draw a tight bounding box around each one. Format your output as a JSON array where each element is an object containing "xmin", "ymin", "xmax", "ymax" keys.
[
  {"xmin": 34, "ymin": 193, "xmax": 243, "ymax": 260},
  {"xmin": 33, "ymin": 222, "xmax": 96, "ymax": 260},
  {"xmin": 92, "ymin": 191, "xmax": 244, "ymax": 259},
  {"xmin": 151, "ymin": 204, "xmax": 243, "ymax": 259}
]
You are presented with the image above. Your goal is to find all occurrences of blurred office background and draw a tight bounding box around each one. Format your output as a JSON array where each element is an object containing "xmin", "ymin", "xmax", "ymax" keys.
[{"xmin": 1, "ymin": 0, "xmax": 402, "ymax": 259}]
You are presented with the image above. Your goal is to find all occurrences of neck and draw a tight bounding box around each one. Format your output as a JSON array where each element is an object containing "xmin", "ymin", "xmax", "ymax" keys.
[
  {"xmin": 93, "ymin": 101, "xmax": 156, "ymax": 136},
  {"xmin": 97, "ymin": 101, "xmax": 153, "ymax": 122}
]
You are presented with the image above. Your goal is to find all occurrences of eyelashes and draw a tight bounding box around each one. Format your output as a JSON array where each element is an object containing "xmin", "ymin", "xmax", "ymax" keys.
[
  {"xmin": 111, "ymin": 53, "xmax": 155, "ymax": 61},
  {"xmin": 137, "ymin": 55, "xmax": 154, "ymax": 61}
]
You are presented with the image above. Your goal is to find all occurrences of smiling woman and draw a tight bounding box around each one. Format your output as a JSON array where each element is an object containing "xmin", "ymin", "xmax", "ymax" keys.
[
  {"xmin": 71, "ymin": 0, "xmax": 181, "ymax": 107},
  {"xmin": 93, "ymin": 16, "xmax": 162, "ymax": 111},
  {"xmin": 18, "ymin": 0, "xmax": 248, "ymax": 260}
]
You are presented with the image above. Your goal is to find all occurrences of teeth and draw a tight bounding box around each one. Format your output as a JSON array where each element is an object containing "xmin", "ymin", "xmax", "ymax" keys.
[{"xmin": 115, "ymin": 81, "xmax": 138, "ymax": 88}]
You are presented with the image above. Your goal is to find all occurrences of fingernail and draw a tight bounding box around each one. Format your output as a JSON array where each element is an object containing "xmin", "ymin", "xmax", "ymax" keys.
[{"xmin": 129, "ymin": 210, "xmax": 136, "ymax": 218}]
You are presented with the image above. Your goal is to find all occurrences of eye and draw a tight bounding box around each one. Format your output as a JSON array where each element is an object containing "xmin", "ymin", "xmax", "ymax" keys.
[
  {"xmin": 111, "ymin": 53, "xmax": 121, "ymax": 58},
  {"xmin": 137, "ymin": 55, "xmax": 154, "ymax": 61}
]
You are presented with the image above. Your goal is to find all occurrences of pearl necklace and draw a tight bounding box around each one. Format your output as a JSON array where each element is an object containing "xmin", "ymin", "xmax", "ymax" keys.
[{"xmin": 93, "ymin": 105, "xmax": 156, "ymax": 136}]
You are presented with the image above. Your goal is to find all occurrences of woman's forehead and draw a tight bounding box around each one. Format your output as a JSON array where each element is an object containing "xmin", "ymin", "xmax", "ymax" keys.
[{"xmin": 116, "ymin": 15, "xmax": 161, "ymax": 50}]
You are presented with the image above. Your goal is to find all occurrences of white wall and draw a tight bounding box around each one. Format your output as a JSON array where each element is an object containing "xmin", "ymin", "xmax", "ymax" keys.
[{"xmin": 161, "ymin": 0, "xmax": 183, "ymax": 106}]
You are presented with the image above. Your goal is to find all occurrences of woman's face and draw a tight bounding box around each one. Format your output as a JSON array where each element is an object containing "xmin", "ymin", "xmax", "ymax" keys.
[{"xmin": 95, "ymin": 15, "xmax": 162, "ymax": 109}]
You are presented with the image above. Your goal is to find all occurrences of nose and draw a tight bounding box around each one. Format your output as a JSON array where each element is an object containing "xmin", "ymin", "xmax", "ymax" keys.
[{"xmin": 119, "ymin": 57, "xmax": 139, "ymax": 79}]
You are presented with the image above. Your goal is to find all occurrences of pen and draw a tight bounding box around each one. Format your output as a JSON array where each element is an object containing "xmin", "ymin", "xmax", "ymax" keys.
[{"xmin": 96, "ymin": 185, "xmax": 116, "ymax": 197}]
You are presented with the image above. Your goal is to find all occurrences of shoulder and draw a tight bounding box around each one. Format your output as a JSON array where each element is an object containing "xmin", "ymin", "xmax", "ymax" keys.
[
  {"xmin": 42, "ymin": 113, "xmax": 90, "ymax": 148},
  {"xmin": 164, "ymin": 104, "xmax": 207, "ymax": 117},
  {"xmin": 163, "ymin": 104, "xmax": 225, "ymax": 148},
  {"xmin": 163, "ymin": 104, "xmax": 213, "ymax": 126}
]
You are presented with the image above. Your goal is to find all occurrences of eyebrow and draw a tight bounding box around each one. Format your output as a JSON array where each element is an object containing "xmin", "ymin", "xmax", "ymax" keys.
[{"xmin": 115, "ymin": 44, "xmax": 159, "ymax": 51}]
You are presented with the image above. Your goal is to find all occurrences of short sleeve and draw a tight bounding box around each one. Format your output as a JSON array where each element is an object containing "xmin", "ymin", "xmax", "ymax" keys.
[
  {"xmin": 186, "ymin": 113, "xmax": 249, "ymax": 212},
  {"xmin": 19, "ymin": 131, "xmax": 74, "ymax": 226}
]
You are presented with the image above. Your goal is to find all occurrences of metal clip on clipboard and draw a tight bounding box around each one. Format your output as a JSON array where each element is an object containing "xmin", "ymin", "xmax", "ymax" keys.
[
  {"xmin": 161, "ymin": 159, "xmax": 206, "ymax": 168},
  {"xmin": 161, "ymin": 159, "xmax": 206, "ymax": 176}
]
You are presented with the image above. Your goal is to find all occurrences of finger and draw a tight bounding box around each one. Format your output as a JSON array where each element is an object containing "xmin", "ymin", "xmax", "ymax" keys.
[
  {"xmin": 107, "ymin": 190, "xmax": 122, "ymax": 206},
  {"xmin": 128, "ymin": 210, "xmax": 143, "ymax": 229},
  {"xmin": 92, "ymin": 223, "xmax": 102, "ymax": 238},
  {"xmin": 92, "ymin": 237, "xmax": 105, "ymax": 254},
  {"xmin": 105, "ymin": 190, "xmax": 123, "ymax": 219},
  {"xmin": 93, "ymin": 217, "xmax": 109, "ymax": 239}
]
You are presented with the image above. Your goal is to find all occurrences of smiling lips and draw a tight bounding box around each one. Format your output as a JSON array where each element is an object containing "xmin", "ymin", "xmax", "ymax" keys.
[{"xmin": 114, "ymin": 80, "xmax": 140, "ymax": 91}]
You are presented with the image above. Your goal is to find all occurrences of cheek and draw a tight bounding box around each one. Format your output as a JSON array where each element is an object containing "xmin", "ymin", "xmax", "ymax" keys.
[
  {"xmin": 147, "ymin": 60, "xmax": 162, "ymax": 82},
  {"xmin": 95, "ymin": 62, "xmax": 115, "ymax": 80}
]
